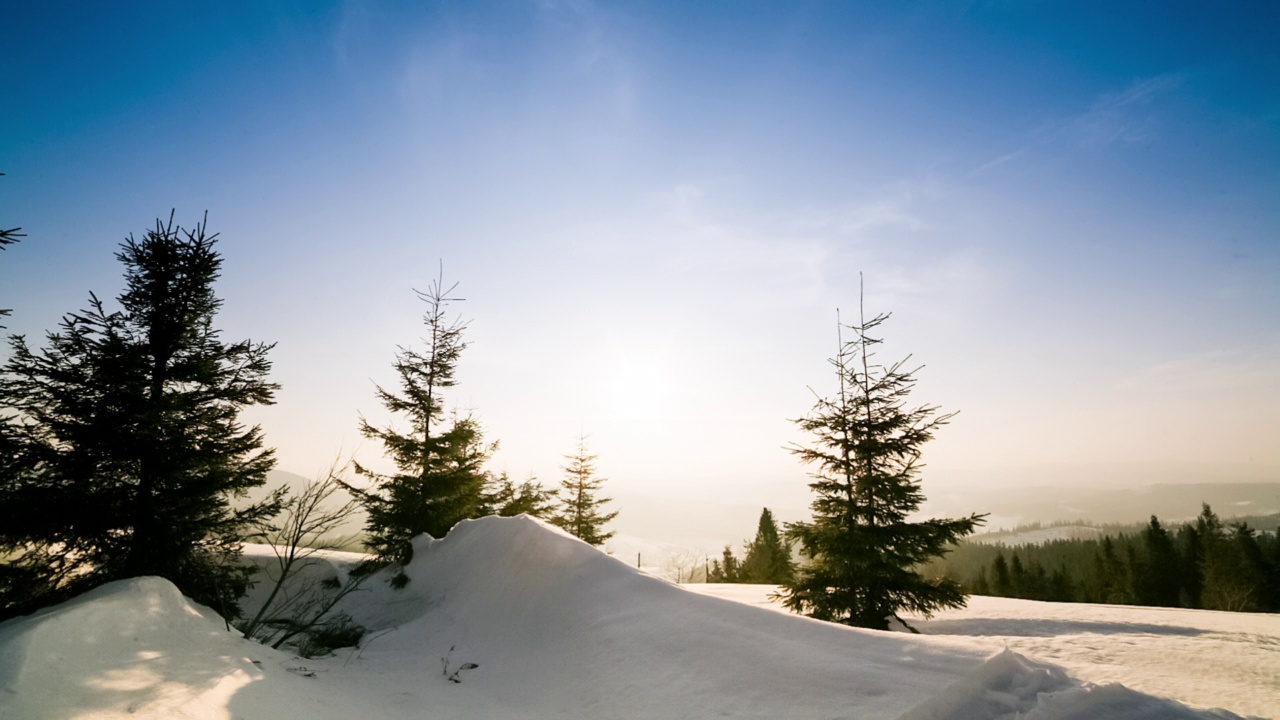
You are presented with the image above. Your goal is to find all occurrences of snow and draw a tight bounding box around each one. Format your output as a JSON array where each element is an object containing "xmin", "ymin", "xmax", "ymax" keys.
[
  {"xmin": 898, "ymin": 649, "xmax": 1243, "ymax": 720},
  {"xmin": 971, "ymin": 524, "xmax": 1107, "ymax": 545},
  {"xmin": 0, "ymin": 577, "xmax": 331, "ymax": 719},
  {"xmin": 687, "ymin": 586, "xmax": 1280, "ymax": 719},
  {"xmin": 1, "ymin": 516, "xmax": 1271, "ymax": 719}
]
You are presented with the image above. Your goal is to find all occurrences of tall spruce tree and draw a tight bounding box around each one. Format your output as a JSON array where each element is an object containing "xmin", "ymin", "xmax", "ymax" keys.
[
  {"xmin": 739, "ymin": 508, "xmax": 794, "ymax": 584},
  {"xmin": 781, "ymin": 290, "xmax": 985, "ymax": 630},
  {"xmin": 350, "ymin": 269, "xmax": 494, "ymax": 566},
  {"xmin": 550, "ymin": 435, "xmax": 617, "ymax": 546},
  {"xmin": 0, "ymin": 213, "xmax": 280, "ymax": 619}
]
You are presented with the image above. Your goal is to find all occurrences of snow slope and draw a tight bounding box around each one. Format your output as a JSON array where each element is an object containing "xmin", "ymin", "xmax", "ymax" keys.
[
  {"xmin": 690, "ymin": 584, "xmax": 1279, "ymax": 718},
  {"xmin": 325, "ymin": 516, "xmax": 994, "ymax": 719},
  {"xmin": 0, "ymin": 516, "xmax": 1265, "ymax": 719}
]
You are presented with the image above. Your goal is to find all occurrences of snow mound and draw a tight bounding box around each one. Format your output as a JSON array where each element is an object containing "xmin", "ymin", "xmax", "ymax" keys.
[
  {"xmin": 899, "ymin": 649, "xmax": 1244, "ymax": 720},
  {"xmin": 0, "ymin": 576, "xmax": 325, "ymax": 720},
  {"xmin": 335, "ymin": 515, "xmax": 993, "ymax": 718},
  {"xmin": 345, "ymin": 514, "xmax": 657, "ymax": 631}
]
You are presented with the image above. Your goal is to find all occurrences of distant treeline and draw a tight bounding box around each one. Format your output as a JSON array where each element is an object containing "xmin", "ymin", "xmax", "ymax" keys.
[
  {"xmin": 973, "ymin": 513, "xmax": 1280, "ymax": 544},
  {"xmin": 922, "ymin": 504, "xmax": 1280, "ymax": 613}
]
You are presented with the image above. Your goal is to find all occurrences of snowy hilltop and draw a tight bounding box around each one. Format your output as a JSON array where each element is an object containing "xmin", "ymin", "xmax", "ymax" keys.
[{"xmin": 0, "ymin": 515, "xmax": 1271, "ymax": 719}]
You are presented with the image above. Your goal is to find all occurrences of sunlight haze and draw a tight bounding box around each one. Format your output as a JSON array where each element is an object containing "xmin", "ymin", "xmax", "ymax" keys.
[{"xmin": 3, "ymin": 1, "xmax": 1277, "ymax": 545}]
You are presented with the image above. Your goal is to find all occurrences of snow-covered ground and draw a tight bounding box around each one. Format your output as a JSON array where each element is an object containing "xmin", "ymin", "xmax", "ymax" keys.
[
  {"xmin": 1, "ymin": 516, "xmax": 1272, "ymax": 719},
  {"xmin": 690, "ymin": 585, "xmax": 1280, "ymax": 718}
]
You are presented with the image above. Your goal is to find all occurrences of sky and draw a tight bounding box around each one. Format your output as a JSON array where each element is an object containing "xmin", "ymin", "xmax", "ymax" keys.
[{"xmin": 2, "ymin": 1, "xmax": 1278, "ymax": 544}]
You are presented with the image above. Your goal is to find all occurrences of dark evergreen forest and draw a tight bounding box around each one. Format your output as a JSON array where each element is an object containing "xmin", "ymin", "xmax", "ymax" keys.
[{"xmin": 922, "ymin": 504, "xmax": 1280, "ymax": 613}]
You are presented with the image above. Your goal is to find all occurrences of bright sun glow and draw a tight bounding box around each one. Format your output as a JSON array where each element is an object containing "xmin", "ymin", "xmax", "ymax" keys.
[{"xmin": 608, "ymin": 352, "xmax": 669, "ymax": 417}]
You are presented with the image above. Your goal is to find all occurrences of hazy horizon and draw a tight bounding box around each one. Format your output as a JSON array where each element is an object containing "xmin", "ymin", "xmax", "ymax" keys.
[{"xmin": 4, "ymin": 2, "xmax": 1277, "ymax": 544}]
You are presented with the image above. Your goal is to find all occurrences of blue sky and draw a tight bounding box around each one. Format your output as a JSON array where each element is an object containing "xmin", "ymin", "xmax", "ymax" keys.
[{"xmin": 3, "ymin": 1, "xmax": 1278, "ymax": 542}]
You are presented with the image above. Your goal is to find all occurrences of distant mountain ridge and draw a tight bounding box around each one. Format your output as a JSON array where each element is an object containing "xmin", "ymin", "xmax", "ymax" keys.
[{"xmin": 923, "ymin": 482, "xmax": 1280, "ymax": 531}]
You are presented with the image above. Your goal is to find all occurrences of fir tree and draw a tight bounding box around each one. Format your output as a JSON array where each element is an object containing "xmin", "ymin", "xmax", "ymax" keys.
[
  {"xmin": 1009, "ymin": 553, "xmax": 1027, "ymax": 598},
  {"xmin": 992, "ymin": 552, "xmax": 1013, "ymax": 596},
  {"xmin": 780, "ymin": 291, "xmax": 985, "ymax": 630},
  {"xmin": 1090, "ymin": 536, "xmax": 1131, "ymax": 604},
  {"xmin": 709, "ymin": 546, "xmax": 741, "ymax": 582},
  {"xmin": 1025, "ymin": 560, "xmax": 1049, "ymax": 601},
  {"xmin": 349, "ymin": 269, "xmax": 494, "ymax": 565},
  {"xmin": 1047, "ymin": 565, "xmax": 1074, "ymax": 602},
  {"xmin": 970, "ymin": 567, "xmax": 990, "ymax": 596},
  {"xmin": 740, "ymin": 508, "xmax": 795, "ymax": 584},
  {"xmin": 1135, "ymin": 516, "xmax": 1181, "ymax": 607},
  {"xmin": 479, "ymin": 472, "xmax": 557, "ymax": 519},
  {"xmin": 0, "ymin": 172, "xmax": 25, "ymax": 326},
  {"xmin": 1229, "ymin": 523, "xmax": 1268, "ymax": 610},
  {"xmin": 1198, "ymin": 505, "xmax": 1261, "ymax": 612},
  {"xmin": 550, "ymin": 435, "xmax": 617, "ymax": 546},
  {"xmin": 1176, "ymin": 523, "xmax": 1204, "ymax": 608},
  {"xmin": 0, "ymin": 213, "xmax": 280, "ymax": 619},
  {"xmin": 1260, "ymin": 531, "xmax": 1280, "ymax": 612}
]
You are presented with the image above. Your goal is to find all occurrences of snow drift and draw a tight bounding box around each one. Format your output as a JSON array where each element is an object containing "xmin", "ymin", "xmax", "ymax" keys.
[
  {"xmin": 899, "ymin": 650, "xmax": 1243, "ymax": 720},
  {"xmin": 332, "ymin": 515, "xmax": 992, "ymax": 719},
  {"xmin": 0, "ymin": 516, "xmax": 1260, "ymax": 719},
  {"xmin": 0, "ymin": 576, "xmax": 332, "ymax": 719}
]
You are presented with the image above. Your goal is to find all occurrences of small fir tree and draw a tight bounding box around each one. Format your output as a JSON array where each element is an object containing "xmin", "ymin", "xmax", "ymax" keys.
[
  {"xmin": 1047, "ymin": 565, "xmax": 1075, "ymax": 602},
  {"xmin": 0, "ymin": 213, "xmax": 280, "ymax": 619},
  {"xmin": 550, "ymin": 435, "xmax": 618, "ymax": 546},
  {"xmin": 992, "ymin": 553, "xmax": 1013, "ymax": 596},
  {"xmin": 780, "ymin": 289, "xmax": 985, "ymax": 630},
  {"xmin": 709, "ymin": 546, "xmax": 741, "ymax": 583},
  {"xmin": 971, "ymin": 567, "xmax": 990, "ymax": 596},
  {"xmin": 348, "ymin": 269, "xmax": 494, "ymax": 565},
  {"xmin": 739, "ymin": 508, "xmax": 794, "ymax": 584},
  {"xmin": 479, "ymin": 472, "xmax": 557, "ymax": 519},
  {"xmin": 1009, "ymin": 553, "xmax": 1027, "ymax": 598}
]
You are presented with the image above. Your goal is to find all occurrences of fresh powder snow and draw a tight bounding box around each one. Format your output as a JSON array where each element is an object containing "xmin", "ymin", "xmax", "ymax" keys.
[{"xmin": 1, "ymin": 515, "xmax": 1272, "ymax": 719}]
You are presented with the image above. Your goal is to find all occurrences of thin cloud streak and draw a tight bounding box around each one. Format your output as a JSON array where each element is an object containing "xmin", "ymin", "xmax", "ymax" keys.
[
  {"xmin": 1049, "ymin": 73, "xmax": 1186, "ymax": 148},
  {"xmin": 971, "ymin": 151, "xmax": 1021, "ymax": 176}
]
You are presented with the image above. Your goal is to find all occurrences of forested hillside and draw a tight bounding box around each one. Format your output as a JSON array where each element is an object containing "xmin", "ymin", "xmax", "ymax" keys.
[{"xmin": 923, "ymin": 504, "xmax": 1280, "ymax": 613}]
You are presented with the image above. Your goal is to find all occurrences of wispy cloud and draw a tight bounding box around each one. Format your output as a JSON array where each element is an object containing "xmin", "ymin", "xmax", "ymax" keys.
[
  {"xmin": 1117, "ymin": 344, "xmax": 1280, "ymax": 393},
  {"xmin": 970, "ymin": 151, "xmax": 1021, "ymax": 176},
  {"xmin": 645, "ymin": 178, "xmax": 999, "ymax": 320},
  {"xmin": 648, "ymin": 181, "xmax": 833, "ymax": 306},
  {"xmin": 836, "ymin": 195, "xmax": 928, "ymax": 236},
  {"xmin": 399, "ymin": 30, "xmax": 481, "ymax": 110},
  {"xmin": 770, "ymin": 186, "xmax": 932, "ymax": 240},
  {"xmin": 1050, "ymin": 73, "xmax": 1185, "ymax": 148},
  {"xmin": 535, "ymin": 0, "xmax": 639, "ymax": 120},
  {"xmin": 969, "ymin": 74, "xmax": 1185, "ymax": 173}
]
